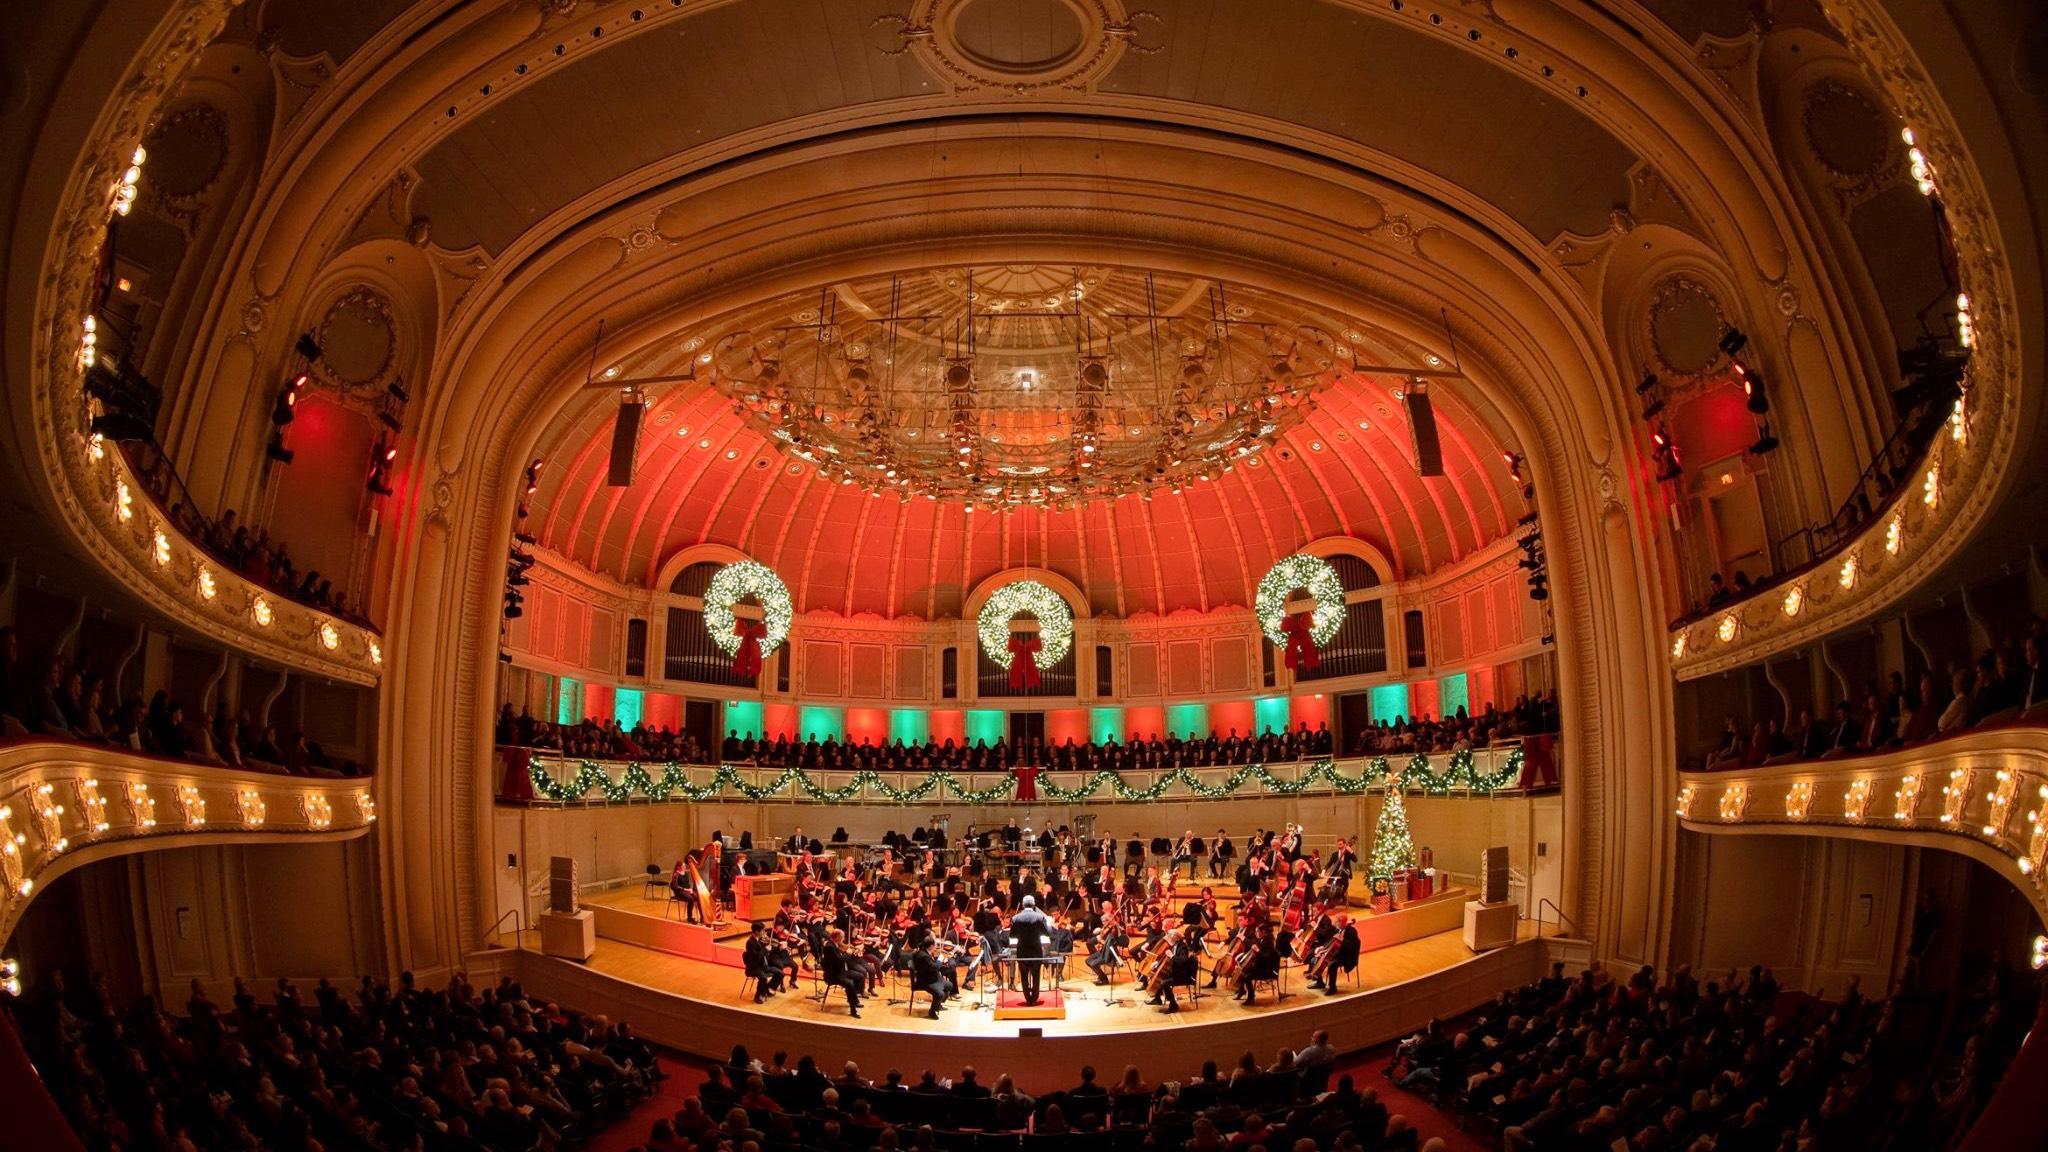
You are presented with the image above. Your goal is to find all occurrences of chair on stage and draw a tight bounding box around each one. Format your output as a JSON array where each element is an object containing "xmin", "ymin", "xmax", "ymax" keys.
[
  {"xmin": 642, "ymin": 863, "xmax": 666, "ymax": 899},
  {"xmin": 663, "ymin": 884, "xmax": 699, "ymax": 923},
  {"xmin": 1164, "ymin": 967, "xmax": 1203, "ymax": 1007}
]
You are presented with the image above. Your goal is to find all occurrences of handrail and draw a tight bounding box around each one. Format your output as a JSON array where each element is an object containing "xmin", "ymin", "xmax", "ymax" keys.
[
  {"xmin": 1534, "ymin": 897, "xmax": 1580, "ymax": 939},
  {"xmin": 483, "ymin": 907, "xmax": 524, "ymax": 945}
]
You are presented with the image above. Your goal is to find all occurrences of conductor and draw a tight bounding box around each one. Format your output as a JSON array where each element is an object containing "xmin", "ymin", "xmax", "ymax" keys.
[{"xmin": 1010, "ymin": 894, "xmax": 1051, "ymax": 1006}]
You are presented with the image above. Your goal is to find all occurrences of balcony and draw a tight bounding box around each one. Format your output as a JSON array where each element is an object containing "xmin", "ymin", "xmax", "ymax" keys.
[
  {"xmin": 1674, "ymin": 723, "xmax": 2048, "ymax": 919},
  {"xmin": 500, "ymin": 744, "xmax": 1545, "ymax": 806},
  {"xmin": 0, "ymin": 739, "xmax": 377, "ymax": 943}
]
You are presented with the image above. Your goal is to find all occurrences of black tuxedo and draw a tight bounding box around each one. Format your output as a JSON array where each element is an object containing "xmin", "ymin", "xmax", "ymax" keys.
[{"xmin": 1010, "ymin": 906, "xmax": 1051, "ymax": 1003}]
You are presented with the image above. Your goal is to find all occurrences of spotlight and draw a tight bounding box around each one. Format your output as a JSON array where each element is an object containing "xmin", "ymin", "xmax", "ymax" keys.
[
  {"xmin": 386, "ymin": 379, "xmax": 411, "ymax": 403},
  {"xmin": 1634, "ymin": 372, "xmax": 1659, "ymax": 395},
  {"xmin": 514, "ymin": 531, "xmax": 538, "ymax": 546},
  {"xmin": 507, "ymin": 572, "xmax": 530, "ymax": 587},
  {"xmin": 294, "ymin": 333, "xmax": 324, "ymax": 361},
  {"xmin": 1750, "ymin": 424, "xmax": 1780, "ymax": 456},
  {"xmin": 1737, "ymin": 363, "xmax": 1769, "ymax": 414},
  {"xmin": 265, "ymin": 438, "xmax": 295, "ymax": 465},
  {"xmin": 1717, "ymin": 328, "xmax": 1747, "ymax": 357},
  {"xmin": 271, "ymin": 373, "xmax": 307, "ymax": 427}
]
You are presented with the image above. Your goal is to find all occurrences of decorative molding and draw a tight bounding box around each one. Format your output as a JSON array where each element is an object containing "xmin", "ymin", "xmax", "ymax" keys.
[
  {"xmin": 1669, "ymin": 1, "xmax": 2023, "ymax": 680},
  {"xmin": 25, "ymin": 0, "xmax": 381, "ymax": 686},
  {"xmin": 1676, "ymin": 725, "xmax": 2048, "ymax": 923},
  {"xmin": 0, "ymin": 741, "xmax": 375, "ymax": 946}
]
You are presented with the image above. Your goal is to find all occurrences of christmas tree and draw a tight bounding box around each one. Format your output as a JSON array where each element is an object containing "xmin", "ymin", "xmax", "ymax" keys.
[{"xmin": 1368, "ymin": 781, "xmax": 1418, "ymax": 879}]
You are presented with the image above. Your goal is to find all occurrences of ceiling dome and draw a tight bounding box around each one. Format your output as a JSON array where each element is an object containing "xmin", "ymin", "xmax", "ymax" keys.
[{"xmin": 528, "ymin": 263, "xmax": 1522, "ymax": 617}]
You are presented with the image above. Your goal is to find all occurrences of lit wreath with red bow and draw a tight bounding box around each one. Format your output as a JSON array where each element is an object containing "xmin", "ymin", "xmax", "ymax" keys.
[
  {"xmin": 976, "ymin": 580, "xmax": 1073, "ymax": 690},
  {"xmin": 701, "ymin": 560, "xmax": 793, "ymax": 679},
  {"xmin": 1255, "ymin": 554, "xmax": 1346, "ymax": 672}
]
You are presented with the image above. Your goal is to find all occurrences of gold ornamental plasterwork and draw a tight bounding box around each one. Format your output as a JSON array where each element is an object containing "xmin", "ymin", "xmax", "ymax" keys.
[
  {"xmin": 874, "ymin": 0, "xmax": 1164, "ymax": 94},
  {"xmin": 1667, "ymin": 0, "xmax": 2024, "ymax": 680},
  {"xmin": 28, "ymin": 0, "xmax": 382, "ymax": 685}
]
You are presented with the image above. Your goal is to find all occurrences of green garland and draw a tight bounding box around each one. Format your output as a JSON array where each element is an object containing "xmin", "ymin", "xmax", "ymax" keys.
[{"xmin": 524, "ymin": 749, "xmax": 1526, "ymax": 805}]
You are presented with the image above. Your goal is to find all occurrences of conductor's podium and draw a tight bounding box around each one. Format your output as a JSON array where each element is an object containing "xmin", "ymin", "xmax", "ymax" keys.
[{"xmin": 992, "ymin": 987, "xmax": 1067, "ymax": 1021}]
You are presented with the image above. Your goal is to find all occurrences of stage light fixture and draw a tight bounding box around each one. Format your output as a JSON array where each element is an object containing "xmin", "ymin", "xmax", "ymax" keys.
[
  {"xmin": 386, "ymin": 379, "xmax": 411, "ymax": 403},
  {"xmin": 294, "ymin": 333, "xmax": 324, "ymax": 361},
  {"xmin": 265, "ymin": 438, "xmax": 295, "ymax": 464},
  {"xmin": 1717, "ymin": 328, "xmax": 1747, "ymax": 357},
  {"xmin": 1737, "ymin": 362, "xmax": 1769, "ymax": 414}
]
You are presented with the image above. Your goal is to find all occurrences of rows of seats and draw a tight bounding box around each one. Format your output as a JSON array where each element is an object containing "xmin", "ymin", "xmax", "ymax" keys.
[
  {"xmin": 11, "ymin": 970, "xmax": 659, "ymax": 1151},
  {"xmin": 1386, "ymin": 959, "xmax": 2031, "ymax": 1152}
]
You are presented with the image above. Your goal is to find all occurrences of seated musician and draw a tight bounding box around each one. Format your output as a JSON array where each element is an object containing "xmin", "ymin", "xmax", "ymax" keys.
[
  {"xmin": 820, "ymin": 927, "xmax": 867, "ymax": 1019},
  {"xmin": 669, "ymin": 856, "xmax": 702, "ymax": 924},
  {"xmin": 1002, "ymin": 818, "xmax": 1023, "ymax": 849},
  {"xmin": 1210, "ymin": 828, "xmax": 1234, "ymax": 879},
  {"xmin": 744, "ymin": 922, "xmax": 793, "ymax": 1003},
  {"xmin": 1323, "ymin": 837, "xmax": 1357, "ymax": 899},
  {"xmin": 1085, "ymin": 900, "xmax": 1128, "ymax": 985},
  {"xmin": 1145, "ymin": 924, "xmax": 1204, "ymax": 1013},
  {"xmin": 1232, "ymin": 923, "xmax": 1282, "ymax": 1005},
  {"xmin": 964, "ymin": 899, "xmax": 1005, "ymax": 990},
  {"xmin": 1307, "ymin": 913, "xmax": 1361, "ymax": 994},
  {"xmin": 908, "ymin": 940, "xmax": 953, "ymax": 1019},
  {"xmin": 1048, "ymin": 915, "xmax": 1076, "ymax": 983}
]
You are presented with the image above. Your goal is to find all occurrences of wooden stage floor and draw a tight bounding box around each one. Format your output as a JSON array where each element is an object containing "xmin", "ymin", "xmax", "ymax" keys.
[{"xmin": 502, "ymin": 886, "xmax": 1552, "ymax": 1039}]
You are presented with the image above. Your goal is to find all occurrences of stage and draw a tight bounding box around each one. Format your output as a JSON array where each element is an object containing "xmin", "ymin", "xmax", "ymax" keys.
[{"xmin": 482, "ymin": 887, "xmax": 1587, "ymax": 1085}]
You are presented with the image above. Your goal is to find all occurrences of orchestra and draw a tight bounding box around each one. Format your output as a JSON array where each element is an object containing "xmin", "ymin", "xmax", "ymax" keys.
[{"xmin": 679, "ymin": 818, "xmax": 1386, "ymax": 1019}]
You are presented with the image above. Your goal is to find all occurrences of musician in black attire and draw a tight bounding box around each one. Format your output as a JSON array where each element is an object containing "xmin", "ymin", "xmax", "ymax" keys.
[
  {"xmin": 1009, "ymin": 894, "xmax": 1051, "ymax": 1005},
  {"xmin": 908, "ymin": 941, "xmax": 953, "ymax": 1019},
  {"xmin": 1124, "ymin": 834, "xmax": 1144, "ymax": 879},
  {"xmin": 1210, "ymin": 829, "xmax": 1235, "ymax": 879},
  {"xmin": 669, "ymin": 856, "xmax": 703, "ymax": 924},
  {"xmin": 1085, "ymin": 902, "xmax": 1128, "ymax": 985},
  {"xmin": 1309, "ymin": 917, "xmax": 1362, "ymax": 994},
  {"xmin": 964, "ymin": 900, "xmax": 1005, "ymax": 990},
  {"xmin": 1232, "ymin": 923, "xmax": 1282, "ymax": 1005},
  {"xmin": 820, "ymin": 928, "xmax": 867, "ymax": 1018},
  {"xmin": 1146, "ymin": 924, "xmax": 1204, "ymax": 1013},
  {"xmin": 743, "ymin": 922, "xmax": 793, "ymax": 1003}
]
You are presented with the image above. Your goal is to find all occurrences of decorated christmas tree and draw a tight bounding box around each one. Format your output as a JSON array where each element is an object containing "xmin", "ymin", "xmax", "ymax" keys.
[{"xmin": 1368, "ymin": 781, "xmax": 1418, "ymax": 879}]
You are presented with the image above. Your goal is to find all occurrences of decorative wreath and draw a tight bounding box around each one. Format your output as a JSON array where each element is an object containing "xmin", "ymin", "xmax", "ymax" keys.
[
  {"xmin": 976, "ymin": 580, "xmax": 1074, "ymax": 670},
  {"xmin": 702, "ymin": 560, "xmax": 795, "ymax": 658},
  {"xmin": 1255, "ymin": 554, "xmax": 1347, "ymax": 647}
]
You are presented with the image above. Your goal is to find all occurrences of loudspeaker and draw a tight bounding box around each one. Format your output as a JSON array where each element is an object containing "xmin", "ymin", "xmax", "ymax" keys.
[
  {"xmin": 1405, "ymin": 389, "xmax": 1443, "ymax": 477},
  {"xmin": 607, "ymin": 401, "xmax": 643, "ymax": 487},
  {"xmin": 548, "ymin": 855, "xmax": 579, "ymax": 914},
  {"xmin": 1481, "ymin": 845, "xmax": 1509, "ymax": 905}
]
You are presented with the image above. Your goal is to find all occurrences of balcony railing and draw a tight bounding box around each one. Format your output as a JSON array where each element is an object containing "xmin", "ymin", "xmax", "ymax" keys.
[
  {"xmin": 0, "ymin": 740, "xmax": 377, "ymax": 945},
  {"xmin": 1674, "ymin": 724, "xmax": 2048, "ymax": 920},
  {"xmin": 502, "ymin": 744, "xmax": 1544, "ymax": 806}
]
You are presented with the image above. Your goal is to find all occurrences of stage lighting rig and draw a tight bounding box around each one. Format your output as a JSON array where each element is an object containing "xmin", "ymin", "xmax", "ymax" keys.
[
  {"xmin": 1650, "ymin": 425, "xmax": 1683, "ymax": 482},
  {"xmin": 1636, "ymin": 372, "xmax": 1664, "ymax": 419}
]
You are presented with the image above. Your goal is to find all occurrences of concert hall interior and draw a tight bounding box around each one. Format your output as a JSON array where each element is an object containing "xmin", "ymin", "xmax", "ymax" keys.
[{"xmin": 4, "ymin": 1, "xmax": 2048, "ymax": 1150}]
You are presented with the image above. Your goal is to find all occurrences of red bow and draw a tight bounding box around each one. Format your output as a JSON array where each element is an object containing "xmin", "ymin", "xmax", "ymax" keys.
[
  {"xmin": 1007, "ymin": 633, "xmax": 1043, "ymax": 689},
  {"xmin": 1281, "ymin": 609, "xmax": 1320, "ymax": 671},
  {"xmin": 733, "ymin": 617, "xmax": 767, "ymax": 679}
]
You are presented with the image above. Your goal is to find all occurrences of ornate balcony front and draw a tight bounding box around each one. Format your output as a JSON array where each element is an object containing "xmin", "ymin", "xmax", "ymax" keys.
[{"xmin": 0, "ymin": 740, "xmax": 377, "ymax": 944}]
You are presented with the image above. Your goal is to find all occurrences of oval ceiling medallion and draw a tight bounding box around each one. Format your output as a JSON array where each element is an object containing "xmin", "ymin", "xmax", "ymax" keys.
[
  {"xmin": 884, "ymin": 0, "xmax": 1161, "ymax": 93},
  {"xmin": 1647, "ymin": 276, "xmax": 1727, "ymax": 377},
  {"xmin": 317, "ymin": 287, "xmax": 399, "ymax": 388},
  {"xmin": 1801, "ymin": 80, "xmax": 1892, "ymax": 180}
]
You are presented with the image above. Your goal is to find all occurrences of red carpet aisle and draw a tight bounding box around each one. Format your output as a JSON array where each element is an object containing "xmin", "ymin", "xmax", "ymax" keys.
[
  {"xmin": 589, "ymin": 1054, "xmax": 706, "ymax": 1152},
  {"xmin": 587, "ymin": 1047, "xmax": 1483, "ymax": 1152}
]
